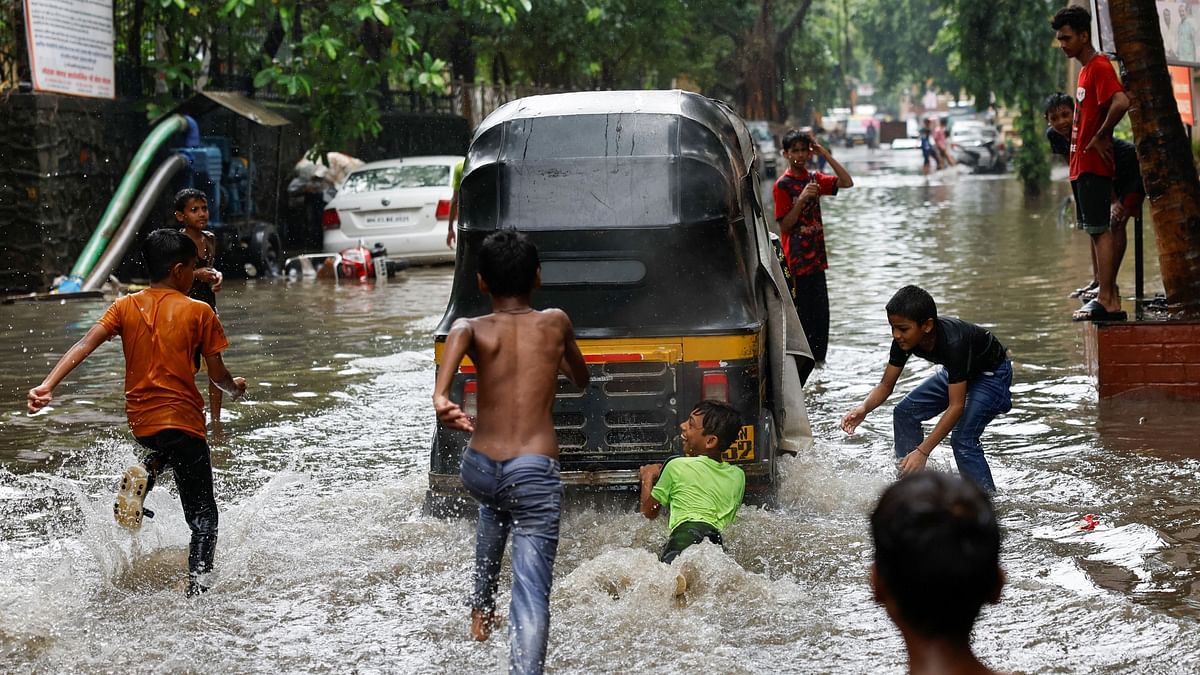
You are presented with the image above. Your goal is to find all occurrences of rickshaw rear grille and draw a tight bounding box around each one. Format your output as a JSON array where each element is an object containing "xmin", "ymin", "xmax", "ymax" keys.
[
  {"xmin": 606, "ymin": 428, "xmax": 669, "ymax": 447},
  {"xmin": 605, "ymin": 410, "xmax": 667, "ymax": 427},
  {"xmin": 554, "ymin": 359, "xmax": 677, "ymax": 456},
  {"xmin": 556, "ymin": 429, "xmax": 588, "ymax": 449}
]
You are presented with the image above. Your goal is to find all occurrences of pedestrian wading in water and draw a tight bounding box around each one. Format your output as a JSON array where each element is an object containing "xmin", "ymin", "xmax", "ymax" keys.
[
  {"xmin": 841, "ymin": 286, "xmax": 1012, "ymax": 494},
  {"xmin": 27, "ymin": 229, "xmax": 246, "ymax": 596},
  {"xmin": 174, "ymin": 188, "xmax": 227, "ymax": 437},
  {"xmin": 432, "ymin": 228, "xmax": 588, "ymax": 675}
]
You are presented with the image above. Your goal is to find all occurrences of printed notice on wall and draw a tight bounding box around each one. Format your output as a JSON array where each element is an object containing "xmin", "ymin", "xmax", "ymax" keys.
[{"xmin": 23, "ymin": 0, "xmax": 115, "ymax": 99}]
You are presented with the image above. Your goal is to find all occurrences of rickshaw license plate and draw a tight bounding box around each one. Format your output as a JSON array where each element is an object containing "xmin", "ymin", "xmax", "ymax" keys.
[{"xmin": 721, "ymin": 425, "xmax": 755, "ymax": 462}]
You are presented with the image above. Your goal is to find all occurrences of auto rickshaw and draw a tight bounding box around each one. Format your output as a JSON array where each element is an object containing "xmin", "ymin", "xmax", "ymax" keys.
[{"xmin": 427, "ymin": 90, "xmax": 813, "ymax": 514}]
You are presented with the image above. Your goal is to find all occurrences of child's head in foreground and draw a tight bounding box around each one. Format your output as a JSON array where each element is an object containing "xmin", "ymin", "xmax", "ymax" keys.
[
  {"xmin": 870, "ymin": 471, "xmax": 1003, "ymax": 642},
  {"xmin": 1042, "ymin": 92, "xmax": 1075, "ymax": 139},
  {"xmin": 144, "ymin": 228, "xmax": 199, "ymax": 283},
  {"xmin": 478, "ymin": 229, "xmax": 539, "ymax": 298},
  {"xmin": 781, "ymin": 128, "xmax": 815, "ymax": 153},
  {"xmin": 682, "ymin": 399, "xmax": 742, "ymax": 458},
  {"xmin": 886, "ymin": 285, "xmax": 937, "ymax": 324}
]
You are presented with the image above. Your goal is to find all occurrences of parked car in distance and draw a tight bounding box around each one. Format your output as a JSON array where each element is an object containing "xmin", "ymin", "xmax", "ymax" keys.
[
  {"xmin": 322, "ymin": 155, "xmax": 463, "ymax": 265},
  {"xmin": 949, "ymin": 121, "xmax": 1006, "ymax": 173},
  {"xmin": 746, "ymin": 120, "xmax": 778, "ymax": 177},
  {"xmin": 844, "ymin": 117, "xmax": 868, "ymax": 147}
]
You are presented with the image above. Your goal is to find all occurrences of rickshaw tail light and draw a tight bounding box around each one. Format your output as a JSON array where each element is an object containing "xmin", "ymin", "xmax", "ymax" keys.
[
  {"xmin": 322, "ymin": 208, "xmax": 341, "ymax": 229},
  {"xmin": 435, "ymin": 199, "xmax": 452, "ymax": 220},
  {"xmin": 462, "ymin": 379, "xmax": 478, "ymax": 418},
  {"xmin": 702, "ymin": 372, "xmax": 729, "ymax": 402}
]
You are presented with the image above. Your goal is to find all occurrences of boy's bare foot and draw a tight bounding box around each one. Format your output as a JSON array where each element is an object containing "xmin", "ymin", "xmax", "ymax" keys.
[{"xmin": 470, "ymin": 608, "xmax": 496, "ymax": 641}]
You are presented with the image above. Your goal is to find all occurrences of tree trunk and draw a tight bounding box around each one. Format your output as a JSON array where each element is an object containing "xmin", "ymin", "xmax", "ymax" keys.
[
  {"xmin": 1110, "ymin": 0, "xmax": 1200, "ymax": 313},
  {"xmin": 740, "ymin": 0, "xmax": 815, "ymax": 122}
]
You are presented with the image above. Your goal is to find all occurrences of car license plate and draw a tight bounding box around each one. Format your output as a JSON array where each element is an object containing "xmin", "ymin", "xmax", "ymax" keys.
[
  {"xmin": 364, "ymin": 213, "xmax": 413, "ymax": 225},
  {"xmin": 721, "ymin": 425, "xmax": 755, "ymax": 462}
]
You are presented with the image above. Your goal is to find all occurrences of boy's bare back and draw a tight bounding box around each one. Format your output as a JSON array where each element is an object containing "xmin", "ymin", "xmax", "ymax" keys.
[{"xmin": 435, "ymin": 307, "xmax": 587, "ymax": 462}]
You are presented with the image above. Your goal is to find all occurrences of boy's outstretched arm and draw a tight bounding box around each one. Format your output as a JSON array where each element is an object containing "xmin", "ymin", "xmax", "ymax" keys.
[
  {"xmin": 203, "ymin": 352, "xmax": 247, "ymax": 400},
  {"xmin": 432, "ymin": 318, "xmax": 475, "ymax": 432},
  {"xmin": 639, "ymin": 464, "xmax": 663, "ymax": 519},
  {"xmin": 557, "ymin": 311, "xmax": 589, "ymax": 389},
  {"xmin": 27, "ymin": 324, "xmax": 114, "ymax": 413},
  {"xmin": 898, "ymin": 381, "xmax": 966, "ymax": 476},
  {"xmin": 841, "ymin": 364, "xmax": 903, "ymax": 434}
]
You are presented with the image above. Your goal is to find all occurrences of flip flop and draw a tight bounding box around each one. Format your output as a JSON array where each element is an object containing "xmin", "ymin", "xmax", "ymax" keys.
[
  {"xmin": 1072, "ymin": 299, "xmax": 1127, "ymax": 322},
  {"xmin": 1069, "ymin": 281, "xmax": 1098, "ymax": 298}
]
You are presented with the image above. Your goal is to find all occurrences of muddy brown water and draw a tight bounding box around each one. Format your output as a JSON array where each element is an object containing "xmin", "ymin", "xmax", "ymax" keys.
[{"xmin": 2, "ymin": 147, "xmax": 1198, "ymax": 673}]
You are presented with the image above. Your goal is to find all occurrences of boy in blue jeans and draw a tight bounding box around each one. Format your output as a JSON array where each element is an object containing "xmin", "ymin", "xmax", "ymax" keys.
[
  {"xmin": 432, "ymin": 229, "xmax": 589, "ymax": 674},
  {"xmin": 840, "ymin": 286, "xmax": 1012, "ymax": 493}
]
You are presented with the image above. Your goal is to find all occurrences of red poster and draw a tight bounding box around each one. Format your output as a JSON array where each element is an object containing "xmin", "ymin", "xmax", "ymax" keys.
[{"xmin": 1169, "ymin": 65, "xmax": 1194, "ymax": 126}]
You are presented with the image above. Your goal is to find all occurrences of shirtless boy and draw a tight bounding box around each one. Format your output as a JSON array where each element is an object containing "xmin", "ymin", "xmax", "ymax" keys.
[{"xmin": 432, "ymin": 229, "xmax": 589, "ymax": 675}]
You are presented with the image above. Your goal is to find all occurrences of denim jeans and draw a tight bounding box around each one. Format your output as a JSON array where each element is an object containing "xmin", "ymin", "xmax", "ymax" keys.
[
  {"xmin": 460, "ymin": 447, "xmax": 562, "ymax": 675},
  {"xmin": 892, "ymin": 360, "xmax": 1012, "ymax": 493}
]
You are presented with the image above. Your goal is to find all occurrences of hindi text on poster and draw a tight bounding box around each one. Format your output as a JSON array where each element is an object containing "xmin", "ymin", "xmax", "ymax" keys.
[{"xmin": 23, "ymin": 0, "xmax": 115, "ymax": 99}]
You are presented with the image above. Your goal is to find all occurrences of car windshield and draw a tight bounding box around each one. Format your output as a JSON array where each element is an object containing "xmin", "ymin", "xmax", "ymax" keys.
[
  {"xmin": 748, "ymin": 124, "xmax": 772, "ymax": 142},
  {"xmin": 341, "ymin": 165, "xmax": 450, "ymax": 193}
]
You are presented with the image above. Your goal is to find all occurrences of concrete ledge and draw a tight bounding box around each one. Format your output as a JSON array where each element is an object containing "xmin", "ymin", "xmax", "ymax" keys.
[{"xmin": 1085, "ymin": 320, "xmax": 1200, "ymax": 398}]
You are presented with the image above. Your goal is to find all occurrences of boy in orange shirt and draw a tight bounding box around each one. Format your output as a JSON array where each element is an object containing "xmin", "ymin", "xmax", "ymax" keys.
[{"xmin": 28, "ymin": 229, "xmax": 246, "ymax": 596}]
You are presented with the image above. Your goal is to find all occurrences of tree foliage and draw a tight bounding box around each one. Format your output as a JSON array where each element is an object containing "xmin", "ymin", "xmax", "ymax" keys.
[{"xmin": 862, "ymin": 0, "xmax": 1060, "ymax": 192}]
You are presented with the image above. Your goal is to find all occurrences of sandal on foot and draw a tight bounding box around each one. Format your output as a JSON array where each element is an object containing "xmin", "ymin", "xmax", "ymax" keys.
[
  {"xmin": 1072, "ymin": 299, "xmax": 1127, "ymax": 322},
  {"xmin": 113, "ymin": 464, "xmax": 150, "ymax": 529},
  {"xmin": 1069, "ymin": 280, "xmax": 1099, "ymax": 298}
]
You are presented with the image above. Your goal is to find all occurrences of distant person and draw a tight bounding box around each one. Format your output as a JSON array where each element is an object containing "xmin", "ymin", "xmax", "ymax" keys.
[
  {"xmin": 919, "ymin": 118, "xmax": 941, "ymax": 175},
  {"xmin": 638, "ymin": 400, "xmax": 746, "ymax": 563},
  {"xmin": 175, "ymin": 189, "xmax": 226, "ymax": 437},
  {"xmin": 1043, "ymin": 93, "xmax": 1144, "ymax": 305},
  {"xmin": 1052, "ymin": 5, "xmax": 1131, "ymax": 322},
  {"xmin": 934, "ymin": 118, "xmax": 955, "ymax": 167},
  {"xmin": 840, "ymin": 286, "xmax": 1012, "ymax": 494},
  {"xmin": 870, "ymin": 471, "xmax": 1006, "ymax": 675},
  {"xmin": 27, "ymin": 229, "xmax": 246, "ymax": 596},
  {"xmin": 432, "ymin": 229, "xmax": 589, "ymax": 674},
  {"xmin": 445, "ymin": 158, "xmax": 465, "ymax": 249},
  {"xmin": 772, "ymin": 128, "xmax": 855, "ymax": 363}
]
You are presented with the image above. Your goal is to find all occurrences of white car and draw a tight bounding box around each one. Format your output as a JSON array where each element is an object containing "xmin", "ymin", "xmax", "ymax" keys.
[{"xmin": 322, "ymin": 155, "xmax": 463, "ymax": 265}]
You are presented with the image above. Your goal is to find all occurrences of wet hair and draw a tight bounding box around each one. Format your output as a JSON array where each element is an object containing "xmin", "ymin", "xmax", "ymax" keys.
[
  {"xmin": 1050, "ymin": 6, "xmax": 1091, "ymax": 35},
  {"xmin": 478, "ymin": 229, "xmax": 539, "ymax": 297},
  {"xmin": 871, "ymin": 472, "xmax": 1001, "ymax": 641},
  {"xmin": 143, "ymin": 228, "xmax": 198, "ymax": 281},
  {"xmin": 885, "ymin": 285, "xmax": 938, "ymax": 324},
  {"xmin": 174, "ymin": 188, "xmax": 207, "ymax": 212},
  {"xmin": 781, "ymin": 128, "xmax": 814, "ymax": 151},
  {"xmin": 1042, "ymin": 92, "xmax": 1075, "ymax": 117},
  {"xmin": 692, "ymin": 400, "xmax": 741, "ymax": 453}
]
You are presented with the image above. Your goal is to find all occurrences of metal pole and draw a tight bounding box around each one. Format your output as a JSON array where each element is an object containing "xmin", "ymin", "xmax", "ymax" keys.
[{"xmin": 1135, "ymin": 212, "xmax": 1144, "ymax": 320}]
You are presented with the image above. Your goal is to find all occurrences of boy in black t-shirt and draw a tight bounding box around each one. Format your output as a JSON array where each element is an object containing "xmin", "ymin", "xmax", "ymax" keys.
[{"xmin": 840, "ymin": 286, "xmax": 1012, "ymax": 493}]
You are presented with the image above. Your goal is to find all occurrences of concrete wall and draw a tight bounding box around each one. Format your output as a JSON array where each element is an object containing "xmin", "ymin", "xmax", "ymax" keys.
[
  {"xmin": 1087, "ymin": 321, "xmax": 1200, "ymax": 398},
  {"xmin": 0, "ymin": 94, "xmax": 143, "ymax": 293}
]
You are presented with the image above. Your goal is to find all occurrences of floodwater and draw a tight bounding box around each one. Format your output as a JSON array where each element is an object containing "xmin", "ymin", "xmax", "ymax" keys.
[{"xmin": 2, "ymin": 146, "xmax": 1199, "ymax": 673}]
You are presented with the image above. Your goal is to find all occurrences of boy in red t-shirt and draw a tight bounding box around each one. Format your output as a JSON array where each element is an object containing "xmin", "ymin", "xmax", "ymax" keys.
[
  {"xmin": 1052, "ymin": 6, "xmax": 1131, "ymax": 322},
  {"xmin": 28, "ymin": 229, "xmax": 246, "ymax": 596},
  {"xmin": 772, "ymin": 128, "xmax": 854, "ymax": 362}
]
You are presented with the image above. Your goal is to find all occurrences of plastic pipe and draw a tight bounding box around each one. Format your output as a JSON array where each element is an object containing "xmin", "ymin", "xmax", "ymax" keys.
[
  {"xmin": 82, "ymin": 153, "xmax": 190, "ymax": 292},
  {"xmin": 56, "ymin": 114, "xmax": 192, "ymax": 291}
]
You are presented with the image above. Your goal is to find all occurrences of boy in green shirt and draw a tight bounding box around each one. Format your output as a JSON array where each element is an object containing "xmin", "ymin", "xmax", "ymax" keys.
[{"xmin": 639, "ymin": 400, "xmax": 746, "ymax": 563}]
